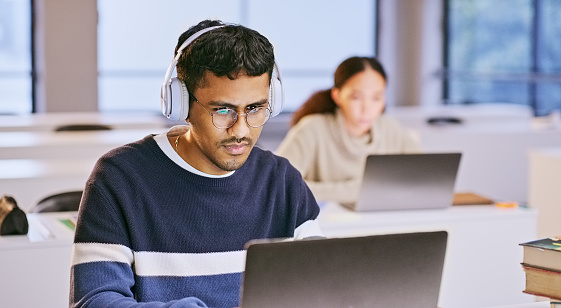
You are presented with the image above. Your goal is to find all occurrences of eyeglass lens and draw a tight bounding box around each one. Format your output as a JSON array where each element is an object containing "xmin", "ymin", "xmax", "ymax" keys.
[{"xmin": 212, "ymin": 107, "xmax": 270, "ymax": 128}]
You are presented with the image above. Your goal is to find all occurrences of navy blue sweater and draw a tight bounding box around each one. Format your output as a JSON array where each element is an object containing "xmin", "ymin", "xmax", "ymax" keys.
[{"xmin": 70, "ymin": 134, "xmax": 322, "ymax": 307}]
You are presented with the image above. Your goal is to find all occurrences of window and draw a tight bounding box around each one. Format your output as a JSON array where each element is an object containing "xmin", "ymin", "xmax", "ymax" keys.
[
  {"xmin": 97, "ymin": 0, "xmax": 377, "ymax": 114},
  {"xmin": 0, "ymin": 0, "xmax": 32, "ymax": 114},
  {"xmin": 445, "ymin": 0, "xmax": 561, "ymax": 116}
]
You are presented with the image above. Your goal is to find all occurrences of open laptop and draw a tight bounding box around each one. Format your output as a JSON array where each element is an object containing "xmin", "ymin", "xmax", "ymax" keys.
[
  {"xmin": 240, "ymin": 231, "xmax": 447, "ymax": 308},
  {"xmin": 343, "ymin": 152, "xmax": 462, "ymax": 212}
]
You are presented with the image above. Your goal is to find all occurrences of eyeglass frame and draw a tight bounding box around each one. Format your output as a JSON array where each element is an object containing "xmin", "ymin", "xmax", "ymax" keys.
[{"xmin": 189, "ymin": 93, "xmax": 272, "ymax": 129}]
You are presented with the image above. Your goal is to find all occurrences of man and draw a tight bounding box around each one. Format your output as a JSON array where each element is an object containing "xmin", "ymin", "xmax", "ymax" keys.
[{"xmin": 70, "ymin": 20, "xmax": 323, "ymax": 308}]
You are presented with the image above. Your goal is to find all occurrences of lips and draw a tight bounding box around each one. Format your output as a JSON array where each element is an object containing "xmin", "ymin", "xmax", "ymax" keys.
[{"xmin": 223, "ymin": 143, "xmax": 248, "ymax": 155}]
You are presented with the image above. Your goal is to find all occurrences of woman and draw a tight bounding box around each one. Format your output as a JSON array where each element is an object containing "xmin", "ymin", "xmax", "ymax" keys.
[{"xmin": 276, "ymin": 56, "xmax": 421, "ymax": 204}]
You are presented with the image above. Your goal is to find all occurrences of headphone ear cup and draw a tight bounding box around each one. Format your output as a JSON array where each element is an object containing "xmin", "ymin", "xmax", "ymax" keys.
[
  {"xmin": 169, "ymin": 77, "xmax": 190, "ymax": 121},
  {"xmin": 161, "ymin": 83, "xmax": 172, "ymax": 118},
  {"xmin": 270, "ymin": 67, "xmax": 284, "ymax": 117}
]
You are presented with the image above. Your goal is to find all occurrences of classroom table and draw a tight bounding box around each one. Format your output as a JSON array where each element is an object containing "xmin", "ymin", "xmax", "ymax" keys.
[
  {"xmin": 0, "ymin": 112, "xmax": 173, "ymax": 132},
  {"xmin": 0, "ymin": 128, "xmax": 162, "ymax": 159},
  {"xmin": 485, "ymin": 302, "xmax": 550, "ymax": 308},
  {"xmin": 0, "ymin": 128, "xmax": 167, "ymax": 211},
  {"xmin": 317, "ymin": 202, "xmax": 539, "ymax": 308},
  {"xmin": 0, "ymin": 204, "xmax": 539, "ymax": 308},
  {"xmin": 0, "ymin": 211, "xmax": 76, "ymax": 308},
  {"xmin": 0, "ymin": 158, "xmax": 97, "ymax": 211}
]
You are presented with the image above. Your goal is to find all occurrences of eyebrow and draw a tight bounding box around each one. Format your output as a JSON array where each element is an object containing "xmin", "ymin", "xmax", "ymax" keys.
[{"xmin": 207, "ymin": 99, "xmax": 269, "ymax": 109}]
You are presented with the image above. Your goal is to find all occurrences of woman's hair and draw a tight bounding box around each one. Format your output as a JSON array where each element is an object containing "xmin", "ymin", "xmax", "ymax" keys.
[{"xmin": 290, "ymin": 56, "xmax": 387, "ymax": 127}]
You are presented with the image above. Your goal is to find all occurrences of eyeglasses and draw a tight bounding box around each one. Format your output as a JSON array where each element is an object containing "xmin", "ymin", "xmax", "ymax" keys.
[{"xmin": 190, "ymin": 94, "xmax": 271, "ymax": 129}]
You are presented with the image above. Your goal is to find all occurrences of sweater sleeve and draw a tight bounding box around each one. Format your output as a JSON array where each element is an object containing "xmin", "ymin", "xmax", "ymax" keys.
[{"xmin": 70, "ymin": 160, "xmax": 210, "ymax": 308}]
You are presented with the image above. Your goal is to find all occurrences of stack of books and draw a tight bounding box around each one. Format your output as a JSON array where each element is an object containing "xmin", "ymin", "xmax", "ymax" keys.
[{"xmin": 520, "ymin": 236, "xmax": 561, "ymax": 303}]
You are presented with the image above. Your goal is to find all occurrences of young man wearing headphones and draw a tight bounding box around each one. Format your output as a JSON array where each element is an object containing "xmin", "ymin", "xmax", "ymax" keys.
[{"xmin": 70, "ymin": 20, "xmax": 323, "ymax": 308}]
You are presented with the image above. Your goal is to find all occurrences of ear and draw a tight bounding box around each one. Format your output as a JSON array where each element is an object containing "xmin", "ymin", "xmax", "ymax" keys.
[{"xmin": 331, "ymin": 88, "xmax": 342, "ymax": 107}]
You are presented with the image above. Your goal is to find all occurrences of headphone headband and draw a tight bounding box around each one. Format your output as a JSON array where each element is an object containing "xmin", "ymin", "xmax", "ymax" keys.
[
  {"xmin": 160, "ymin": 25, "xmax": 283, "ymax": 120},
  {"xmin": 161, "ymin": 26, "xmax": 225, "ymax": 94}
]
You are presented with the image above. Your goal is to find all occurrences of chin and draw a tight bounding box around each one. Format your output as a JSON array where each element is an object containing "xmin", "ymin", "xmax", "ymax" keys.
[
  {"xmin": 219, "ymin": 155, "xmax": 249, "ymax": 171},
  {"xmin": 359, "ymin": 124, "xmax": 372, "ymax": 134}
]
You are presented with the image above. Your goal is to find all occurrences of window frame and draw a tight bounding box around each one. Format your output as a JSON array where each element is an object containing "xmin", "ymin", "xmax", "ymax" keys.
[{"xmin": 442, "ymin": 0, "xmax": 561, "ymax": 116}]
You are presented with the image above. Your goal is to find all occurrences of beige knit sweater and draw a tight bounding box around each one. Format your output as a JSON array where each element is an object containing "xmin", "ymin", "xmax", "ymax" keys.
[{"xmin": 276, "ymin": 109, "xmax": 421, "ymax": 204}]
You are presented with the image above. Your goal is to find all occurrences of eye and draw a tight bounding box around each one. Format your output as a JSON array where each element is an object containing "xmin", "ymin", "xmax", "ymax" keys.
[
  {"xmin": 247, "ymin": 106, "xmax": 264, "ymax": 113},
  {"xmin": 215, "ymin": 108, "xmax": 232, "ymax": 116}
]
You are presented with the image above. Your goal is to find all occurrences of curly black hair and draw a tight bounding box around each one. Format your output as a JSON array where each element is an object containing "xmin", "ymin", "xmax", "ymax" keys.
[{"xmin": 175, "ymin": 20, "xmax": 275, "ymax": 97}]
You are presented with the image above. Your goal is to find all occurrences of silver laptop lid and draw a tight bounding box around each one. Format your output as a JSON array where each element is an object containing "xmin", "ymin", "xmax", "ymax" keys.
[
  {"xmin": 240, "ymin": 231, "xmax": 448, "ymax": 308},
  {"xmin": 348, "ymin": 153, "xmax": 462, "ymax": 212}
]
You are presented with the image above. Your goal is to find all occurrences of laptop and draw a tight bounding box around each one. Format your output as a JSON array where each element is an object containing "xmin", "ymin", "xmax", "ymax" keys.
[
  {"xmin": 240, "ymin": 231, "xmax": 447, "ymax": 308},
  {"xmin": 343, "ymin": 152, "xmax": 462, "ymax": 212}
]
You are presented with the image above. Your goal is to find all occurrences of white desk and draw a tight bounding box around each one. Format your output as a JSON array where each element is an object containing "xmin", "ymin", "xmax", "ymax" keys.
[
  {"xmin": 0, "ymin": 205, "xmax": 539, "ymax": 308},
  {"xmin": 0, "ymin": 129, "xmax": 169, "ymax": 211},
  {"xmin": 0, "ymin": 158, "xmax": 97, "ymax": 211},
  {"xmin": 386, "ymin": 103, "xmax": 535, "ymax": 129},
  {"xmin": 259, "ymin": 105, "xmax": 561, "ymax": 203},
  {"xmin": 0, "ymin": 112, "xmax": 174, "ymax": 132},
  {"xmin": 385, "ymin": 104, "xmax": 560, "ymax": 204},
  {"xmin": 405, "ymin": 120, "xmax": 561, "ymax": 204},
  {"xmin": 0, "ymin": 212, "xmax": 76, "ymax": 308},
  {"xmin": 318, "ymin": 202, "xmax": 539, "ymax": 308},
  {"xmin": 0, "ymin": 128, "xmax": 162, "ymax": 159},
  {"xmin": 485, "ymin": 302, "xmax": 550, "ymax": 308}
]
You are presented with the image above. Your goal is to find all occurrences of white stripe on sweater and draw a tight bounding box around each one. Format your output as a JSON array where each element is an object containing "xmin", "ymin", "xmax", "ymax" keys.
[
  {"xmin": 72, "ymin": 242, "xmax": 245, "ymax": 277},
  {"xmin": 72, "ymin": 242, "xmax": 134, "ymax": 265},
  {"xmin": 134, "ymin": 250, "xmax": 246, "ymax": 277},
  {"xmin": 71, "ymin": 219, "xmax": 322, "ymax": 277}
]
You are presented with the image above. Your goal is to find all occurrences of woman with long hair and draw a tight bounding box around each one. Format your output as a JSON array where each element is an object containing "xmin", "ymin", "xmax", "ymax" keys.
[{"xmin": 276, "ymin": 56, "xmax": 421, "ymax": 204}]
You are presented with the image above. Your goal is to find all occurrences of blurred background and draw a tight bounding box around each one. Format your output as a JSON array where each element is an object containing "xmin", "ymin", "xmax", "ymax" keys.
[
  {"xmin": 1, "ymin": 0, "xmax": 560, "ymax": 116},
  {"xmin": 2, "ymin": 2, "xmax": 561, "ymax": 307}
]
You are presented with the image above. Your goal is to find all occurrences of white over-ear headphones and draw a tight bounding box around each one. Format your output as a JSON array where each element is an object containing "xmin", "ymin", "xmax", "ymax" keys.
[{"xmin": 160, "ymin": 25, "xmax": 284, "ymax": 121}]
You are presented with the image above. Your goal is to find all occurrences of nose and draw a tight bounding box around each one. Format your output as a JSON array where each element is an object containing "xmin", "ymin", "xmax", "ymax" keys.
[
  {"xmin": 358, "ymin": 99, "xmax": 370, "ymax": 113},
  {"xmin": 361, "ymin": 99, "xmax": 380, "ymax": 114},
  {"xmin": 227, "ymin": 113, "xmax": 250, "ymax": 139}
]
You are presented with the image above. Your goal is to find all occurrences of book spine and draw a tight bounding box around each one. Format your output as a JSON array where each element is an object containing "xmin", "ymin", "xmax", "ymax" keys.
[{"xmin": 523, "ymin": 290, "xmax": 561, "ymax": 302}]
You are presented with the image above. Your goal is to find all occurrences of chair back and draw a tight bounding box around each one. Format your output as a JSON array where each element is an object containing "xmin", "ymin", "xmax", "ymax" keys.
[
  {"xmin": 54, "ymin": 124, "xmax": 112, "ymax": 132},
  {"xmin": 29, "ymin": 190, "xmax": 83, "ymax": 213}
]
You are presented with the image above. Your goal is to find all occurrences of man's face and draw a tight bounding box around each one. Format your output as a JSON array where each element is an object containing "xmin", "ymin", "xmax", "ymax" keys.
[{"xmin": 184, "ymin": 71, "xmax": 270, "ymax": 175}]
